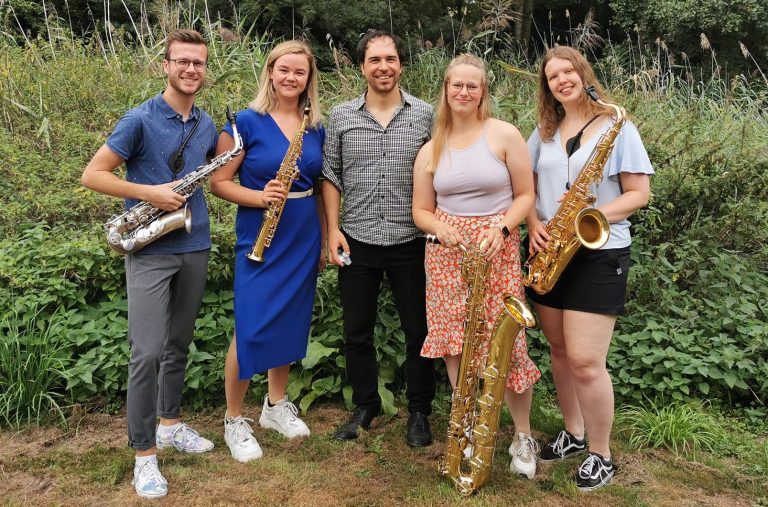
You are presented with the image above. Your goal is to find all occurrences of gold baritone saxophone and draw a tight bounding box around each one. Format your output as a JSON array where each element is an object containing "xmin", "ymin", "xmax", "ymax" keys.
[
  {"xmin": 523, "ymin": 86, "xmax": 626, "ymax": 295},
  {"xmin": 247, "ymin": 102, "xmax": 311, "ymax": 262},
  {"xmin": 104, "ymin": 107, "xmax": 243, "ymax": 255},
  {"xmin": 429, "ymin": 237, "xmax": 536, "ymax": 496}
]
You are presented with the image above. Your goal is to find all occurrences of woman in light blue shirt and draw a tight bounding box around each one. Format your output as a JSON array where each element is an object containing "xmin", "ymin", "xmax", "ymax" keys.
[{"xmin": 525, "ymin": 46, "xmax": 653, "ymax": 491}]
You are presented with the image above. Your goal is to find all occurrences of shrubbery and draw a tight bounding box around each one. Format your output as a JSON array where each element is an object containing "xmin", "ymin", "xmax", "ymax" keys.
[{"xmin": 1, "ymin": 21, "xmax": 766, "ymax": 427}]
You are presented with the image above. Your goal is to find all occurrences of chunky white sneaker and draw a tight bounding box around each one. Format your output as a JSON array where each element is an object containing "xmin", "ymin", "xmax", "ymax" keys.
[
  {"xmin": 224, "ymin": 415, "xmax": 263, "ymax": 463},
  {"xmin": 509, "ymin": 432, "xmax": 539, "ymax": 479},
  {"xmin": 156, "ymin": 423, "xmax": 214, "ymax": 453},
  {"xmin": 132, "ymin": 456, "xmax": 168, "ymax": 499},
  {"xmin": 259, "ymin": 395, "xmax": 310, "ymax": 438}
]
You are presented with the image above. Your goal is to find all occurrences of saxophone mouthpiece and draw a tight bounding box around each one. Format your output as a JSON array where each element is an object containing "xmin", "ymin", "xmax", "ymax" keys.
[
  {"xmin": 585, "ymin": 86, "xmax": 600, "ymax": 102},
  {"xmin": 226, "ymin": 106, "xmax": 236, "ymax": 126}
]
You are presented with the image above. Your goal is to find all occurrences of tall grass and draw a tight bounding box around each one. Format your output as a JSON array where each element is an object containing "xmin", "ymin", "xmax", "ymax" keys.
[
  {"xmin": 0, "ymin": 5, "xmax": 766, "ymax": 417},
  {"xmin": 0, "ymin": 310, "xmax": 71, "ymax": 429},
  {"xmin": 616, "ymin": 401, "xmax": 723, "ymax": 459}
]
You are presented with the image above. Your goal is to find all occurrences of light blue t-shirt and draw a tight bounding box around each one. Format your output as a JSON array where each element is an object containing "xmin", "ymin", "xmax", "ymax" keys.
[
  {"xmin": 527, "ymin": 120, "xmax": 654, "ymax": 249},
  {"xmin": 106, "ymin": 93, "xmax": 218, "ymax": 255}
]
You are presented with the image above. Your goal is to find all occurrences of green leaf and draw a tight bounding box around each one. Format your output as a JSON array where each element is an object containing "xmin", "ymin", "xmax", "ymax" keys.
[
  {"xmin": 299, "ymin": 391, "xmax": 318, "ymax": 414},
  {"xmin": 301, "ymin": 341, "xmax": 337, "ymax": 369}
]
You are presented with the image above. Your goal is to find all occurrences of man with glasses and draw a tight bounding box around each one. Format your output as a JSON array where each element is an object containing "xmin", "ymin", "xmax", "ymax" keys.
[
  {"xmin": 81, "ymin": 29, "xmax": 217, "ymax": 499},
  {"xmin": 323, "ymin": 30, "xmax": 436, "ymax": 447}
]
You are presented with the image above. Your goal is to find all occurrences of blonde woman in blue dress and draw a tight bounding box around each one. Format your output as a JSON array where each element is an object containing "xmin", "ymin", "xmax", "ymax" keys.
[{"xmin": 211, "ymin": 40, "xmax": 325, "ymax": 462}]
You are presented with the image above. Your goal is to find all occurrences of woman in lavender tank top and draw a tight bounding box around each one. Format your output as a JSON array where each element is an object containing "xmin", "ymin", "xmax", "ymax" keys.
[{"xmin": 412, "ymin": 54, "xmax": 541, "ymax": 479}]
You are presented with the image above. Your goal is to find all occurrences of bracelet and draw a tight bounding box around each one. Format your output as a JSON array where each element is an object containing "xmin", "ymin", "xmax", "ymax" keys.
[{"xmin": 497, "ymin": 224, "xmax": 510, "ymax": 239}]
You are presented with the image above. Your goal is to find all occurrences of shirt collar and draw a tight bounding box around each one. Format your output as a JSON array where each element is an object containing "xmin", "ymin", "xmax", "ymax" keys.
[
  {"xmin": 355, "ymin": 89, "xmax": 415, "ymax": 111},
  {"xmin": 153, "ymin": 92, "xmax": 199, "ymax": 121}
]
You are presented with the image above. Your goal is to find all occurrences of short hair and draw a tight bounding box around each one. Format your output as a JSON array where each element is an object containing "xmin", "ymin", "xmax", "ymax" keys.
[
  {"xmin": 356, "ymin": 30, "xmax": 405, "ymax": 65},
  {"xmin": 164, "ymin": 29, "xmax": 207, "ymax": 60}
]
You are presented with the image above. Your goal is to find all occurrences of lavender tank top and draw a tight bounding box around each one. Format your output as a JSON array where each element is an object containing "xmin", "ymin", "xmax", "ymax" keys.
[{"xmin": 433, "ymin": 128, "xmax": 513, "ymax": 216}]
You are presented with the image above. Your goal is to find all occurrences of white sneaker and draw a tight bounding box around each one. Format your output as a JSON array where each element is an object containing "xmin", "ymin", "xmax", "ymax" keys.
[
  {"xmin": 259, "ymin": 395, "xmax": 310, "ymax": 438},
  {"xmin": 156, "ymin": 422, "xmax": 214, "ymax": 453},
  {"xmin": 132, "ymin": 456, "xmax": 168, "ymax": 499},
  {"xmin": 462, "ymin": 425, "xmax": 474, "ymax": 459},
  {"xmin": 509, "ymin": 432, "xmax": 539, "ymax": 479},
  {"xmin": 224, "ymin": 415, "xmax": 263, "ymax": 462}
]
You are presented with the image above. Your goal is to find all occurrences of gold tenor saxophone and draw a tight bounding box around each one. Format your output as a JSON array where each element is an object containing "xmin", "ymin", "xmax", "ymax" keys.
[
  {"xmin": 523, "ymin": 86, "xmax": 625, "ymax": 294},
  {"xmin": 247, "ymin": 101, "xmax": 311, "ymax": 262},
  {"xmin": 104, "ymin": 107, "xmax": 243, "ymax": 254},
  {"xmin": 433, "ymin": 239, "xmax": 537, "ymax": 496}
]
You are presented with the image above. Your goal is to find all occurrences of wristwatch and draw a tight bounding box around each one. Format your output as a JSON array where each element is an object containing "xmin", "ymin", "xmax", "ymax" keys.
[{"xmin": 497, "ymin": 224, "xmax": 510, "ymax": 239}]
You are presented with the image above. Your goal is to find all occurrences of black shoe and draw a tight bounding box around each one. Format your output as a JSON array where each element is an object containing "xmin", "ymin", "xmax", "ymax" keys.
[
  {"xmin": 540, "ymin": 429, "xmax": 587, "ymax": 462},
  {"xmin": 406, "ymin": 411, "xmax": 432, "ymax": 447},
  {"xmin": 335, "ymin": 407, "xmax": 377, "ymax": 441},
  {"xmin": 575, "ymin": 452, "xmax": 616, "ymax": 491}
]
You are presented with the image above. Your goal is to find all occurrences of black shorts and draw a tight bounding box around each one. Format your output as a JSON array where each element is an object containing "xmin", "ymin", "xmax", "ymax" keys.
[{"xmin": 525, "ymin": 245, "xmax": 631, "ymax": 315}]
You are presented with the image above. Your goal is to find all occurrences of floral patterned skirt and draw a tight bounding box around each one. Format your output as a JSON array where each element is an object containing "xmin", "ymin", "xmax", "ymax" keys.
[{"xmin": 420, "ymin": 208, "xmax": 541, "ymax": 393}]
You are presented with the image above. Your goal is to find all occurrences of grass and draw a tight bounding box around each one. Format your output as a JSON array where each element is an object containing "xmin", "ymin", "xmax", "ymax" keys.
[
  {"xmin": 1, "ymin": 401, "xmax": 766, "ymax": 506},
  {"xmin": 616, "ymin": 401, "xmax": 723, "ymax": 458},
  {"xmin": 0, "ymin": 310, "xmax": 71, "ymax": 429}
]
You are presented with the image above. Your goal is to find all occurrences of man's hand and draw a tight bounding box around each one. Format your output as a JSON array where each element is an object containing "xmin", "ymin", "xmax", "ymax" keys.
[
  {"xmin": 145, "ymin": 181, "xmax": 186, "ymax": 211},
  {"xmin": 327, "ymin": 228, "xmax": 350, "ymax": 267}
]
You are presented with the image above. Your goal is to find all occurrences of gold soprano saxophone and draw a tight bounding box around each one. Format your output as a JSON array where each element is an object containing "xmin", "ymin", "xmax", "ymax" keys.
[
  {"xmin": 523, "ymin": 86, "xmax": 626, "ymax": 294},
  {"xmin": 247, "ymin": 102, "xmax": 311, "ymax": 262},
  {"xmin": 104, "ymin": 107, "xmax": 243, "ymax": 255},
  {"xmin": 431, "ymin": 238, "xmax": 537, "ymax": 496}
]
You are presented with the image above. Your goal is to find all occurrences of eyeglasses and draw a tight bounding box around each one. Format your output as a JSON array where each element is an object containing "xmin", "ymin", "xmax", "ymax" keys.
[
  {"xmin": 168, "ymin": 58, "xmax": 207, "ymax": 71},
  {"xmin": 448, "ymin": 81, "xmax": 481, "ymax": 93}
]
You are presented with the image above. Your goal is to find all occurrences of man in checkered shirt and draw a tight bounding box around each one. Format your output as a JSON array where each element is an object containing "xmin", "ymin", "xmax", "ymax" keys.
[{"xmin": 322, "ymin": 30, "xmax": 436, "ymax": 447}]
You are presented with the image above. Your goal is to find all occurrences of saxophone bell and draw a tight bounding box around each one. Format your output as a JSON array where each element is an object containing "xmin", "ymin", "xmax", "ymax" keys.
[
  {"xmin": 103, "ymin": 107, "xmax": 242, "ymax": 255},
  {"xmin": 438, "ymin": 240, "xmax": 537, "ymax": 496},
  {"xmin": 575, "ymin": 207, "xmax": 610, "ymax": 250}
]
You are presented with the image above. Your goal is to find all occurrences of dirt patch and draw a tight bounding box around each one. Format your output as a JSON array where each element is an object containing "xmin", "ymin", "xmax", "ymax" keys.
[{"xmin": 0, "ymin": 405, "xmax": 764, "ymax": 506}]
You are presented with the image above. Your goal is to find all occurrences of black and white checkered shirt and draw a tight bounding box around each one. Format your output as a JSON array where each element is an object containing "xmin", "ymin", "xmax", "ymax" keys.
[{"xmin": 322, "ymin": 91, "xmax": 433, "ymax": 246}]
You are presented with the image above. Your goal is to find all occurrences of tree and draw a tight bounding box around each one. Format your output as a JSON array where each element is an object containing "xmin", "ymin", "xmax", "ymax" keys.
[{"xmin": 611, "ymin": 0, "xmax": 768, "ymax": 73}]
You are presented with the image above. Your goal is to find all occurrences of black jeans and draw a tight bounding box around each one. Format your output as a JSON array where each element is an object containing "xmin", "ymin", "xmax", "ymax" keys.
[{"xmin": 338, "ymin": 233, "xmax": 436, "ymax": 415}]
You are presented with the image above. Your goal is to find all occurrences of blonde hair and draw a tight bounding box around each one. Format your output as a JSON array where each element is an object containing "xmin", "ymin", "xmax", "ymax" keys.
[
  {"xmin": 536, "ymin": 46, "xmax": 613, "ymax": 142},
  {"xmin": 249, "ymin": 40, "xmax": 322, "ymax": 128},
  {"xmin": 425, "ymin": 54, "xmax": 492, "ymax": 174}
]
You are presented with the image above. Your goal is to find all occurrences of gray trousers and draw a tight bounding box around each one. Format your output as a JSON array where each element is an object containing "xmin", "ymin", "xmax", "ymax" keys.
[{"xmin": 125, "ymin": 250, "xmax": 209, "ymax": 451}]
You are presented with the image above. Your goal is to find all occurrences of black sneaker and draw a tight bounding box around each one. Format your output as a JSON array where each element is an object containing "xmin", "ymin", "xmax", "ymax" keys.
[
  {"xmin": 540, "ymin": 429, "xmax": 587, "ymax": 462},
  {"xmin": 575, "ymin": 452, "xmax": 616, "ymax": 491}
]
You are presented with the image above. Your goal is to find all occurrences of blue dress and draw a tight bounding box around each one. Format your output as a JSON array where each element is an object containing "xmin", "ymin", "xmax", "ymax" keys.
[{"xmin": 223, "ymin": 109, "xmax": 324, "ymax": 379}]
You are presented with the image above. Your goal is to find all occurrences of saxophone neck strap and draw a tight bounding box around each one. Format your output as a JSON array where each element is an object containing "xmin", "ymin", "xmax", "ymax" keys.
[
  {"xmin": 168, "ymin": 107, "xmax": 202, "ymax": 176},
  {"xmin": 565, "ymin": 114, "xmax": 602, "ymax": 158}
]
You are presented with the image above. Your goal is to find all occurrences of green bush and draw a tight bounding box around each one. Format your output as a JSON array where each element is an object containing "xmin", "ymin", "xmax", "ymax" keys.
[{"xmin": 1, "ymin": 20, "xmax": 767, "ymax": 425}]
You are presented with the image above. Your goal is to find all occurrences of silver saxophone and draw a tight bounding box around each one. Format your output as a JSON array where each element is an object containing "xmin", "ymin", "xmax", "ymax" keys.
[{"xmin": 104, "ymin": 107, "xmax": 242, "ymax": 254}]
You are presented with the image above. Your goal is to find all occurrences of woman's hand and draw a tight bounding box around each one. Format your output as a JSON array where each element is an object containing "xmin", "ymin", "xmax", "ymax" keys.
[
  {"xmin": 318, "ymin": 243, "xmax": 327, "ymax": 272},
  {"xmin": 434, "ymin": 221, "xmax": 464, "ymax": 249},
  {"xmin": 477, "ymin": 226, "xmax": 506, "ymax": 260},
  {"xmin": 527, "ymin": 218, "xmax": 550, "ymax": 255},
  {"xmin": 260, "ymin": 180, "xmax": 288, "ymax": 207}
]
